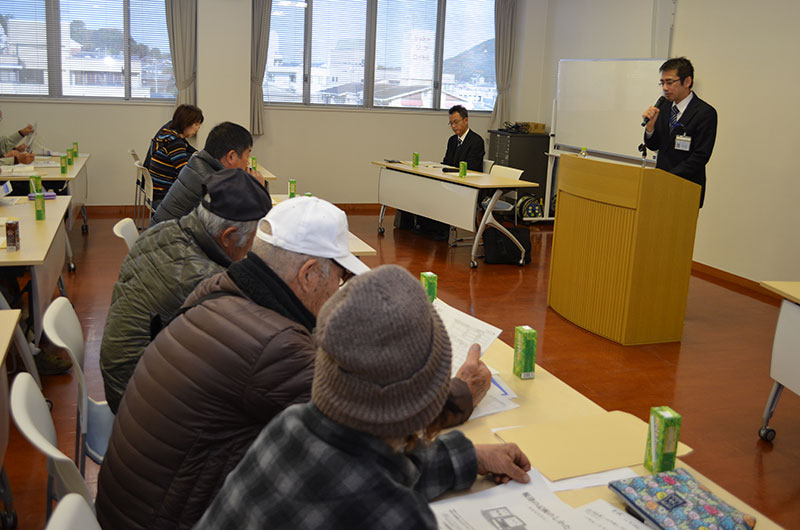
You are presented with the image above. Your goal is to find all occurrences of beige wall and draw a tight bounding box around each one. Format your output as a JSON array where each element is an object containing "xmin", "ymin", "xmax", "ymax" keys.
[
  {"xmin": 672, "ymin": 0, "xmax": 800, "ymax": 280},
  {"xmin": 0, "ymin": 0, "xmax": 796, "ymax": 281}
]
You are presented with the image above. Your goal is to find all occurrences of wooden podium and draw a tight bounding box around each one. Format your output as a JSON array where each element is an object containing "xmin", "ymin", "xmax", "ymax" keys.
[{"xmin": 548, "ymin": 155, "xmax": 701, "ymax": 345}]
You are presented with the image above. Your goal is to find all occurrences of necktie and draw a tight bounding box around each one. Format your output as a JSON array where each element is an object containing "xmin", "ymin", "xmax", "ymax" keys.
[
  {"xmin": 669, "ymin": 105, "xmax": 679, "ymax": 128},
  {"xmin": 457, "ymin": 137, "xmax": 463, "ymax": 148}
]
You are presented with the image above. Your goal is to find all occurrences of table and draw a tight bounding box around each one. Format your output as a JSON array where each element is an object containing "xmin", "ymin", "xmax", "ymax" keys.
[
  {"xmin": 255, "ymin": 166, "xmax": 278, "ymax": 182},
  {"xmin": 0, "ymin": 196, "xmax": 72, "ymax": 388},
  {"xmin": 0, "ymin": 309, "xmax": 20, "ymax": 521},
  {"xmin": 450, "ymin": 339, "xmax": 782, "ymax": 528},
  {"xmin": 371, "ymin": 161, "xmax": 539, "ymax": 268},
  {"xmin": 757, "ymin": 281, "xmax": 800, "ymax": 442},
  {"xmin": 271, "ymin": 194, "xmax": 376, "ymax": 257}
]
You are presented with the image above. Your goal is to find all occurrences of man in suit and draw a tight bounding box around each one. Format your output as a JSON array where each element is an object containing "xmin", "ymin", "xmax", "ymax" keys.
[
  {"xmin": 442, "ymin": 104, "xmax": 485, "ymax": 171},
  {"xmin": 642, "ymin": 57, "xmax": 717, "ymax": 207}
]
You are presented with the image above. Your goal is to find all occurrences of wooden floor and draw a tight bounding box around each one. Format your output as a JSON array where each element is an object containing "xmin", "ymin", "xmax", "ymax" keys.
[{"xmin": 4, "ymin": 213, "xmax": 798, "ymax": 529}]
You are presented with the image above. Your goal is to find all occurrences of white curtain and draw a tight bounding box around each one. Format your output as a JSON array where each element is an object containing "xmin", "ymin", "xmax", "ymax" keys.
[
  {"xmin": 490, "ymin": 0, "xmax": 518, "ymax": 129},
  {"xmin": 251, "ymin": 0, "xmax": 272, "ymax": 135},
  {"xmin": 165, "ymin": 0, "xmax": 198, "ymax": 105}
]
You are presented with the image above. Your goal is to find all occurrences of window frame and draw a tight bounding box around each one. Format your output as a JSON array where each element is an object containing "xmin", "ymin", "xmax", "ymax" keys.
[
  {"xmin": 0, "ymin": 0, "xmax": 175, "ymax": 101},
  {"xmin": 263, "ymin": 0, "xmax": 494, "ymax": 114}
]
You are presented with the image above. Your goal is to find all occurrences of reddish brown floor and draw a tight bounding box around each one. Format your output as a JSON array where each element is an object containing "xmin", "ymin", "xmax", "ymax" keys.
[{"xmin": 4, "ymin": 213, "xmax": 798, "ymax": 529}]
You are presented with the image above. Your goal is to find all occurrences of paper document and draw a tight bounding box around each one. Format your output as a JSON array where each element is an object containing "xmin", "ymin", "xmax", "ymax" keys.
[
  {"xmin": 469, "ymin": 377, "xmax": 520, "ymax": 420},
  {"xmin": 34, "ymin": 160, "xmax": 60, "ymax": 168},
  {"xmin": 578, "ymin": 500, "xmax": 649, "ymax": 530},
  {"xmin": 543, "ymin": 467, "xmax": 639, "ymax": 493},
  {"xmin": 3, "ymin": 164, "xmax": 37, "ymax": 175},
  {"xmin": 432, "ymin": 469, "xmax": 590, "ymax": 529},
  {"xmin": 432, "ymin": 298, "xmax": 501, "ymax": 377},
  {"xmin": 496, "ymin": 411, "xmax": 692, "ymax": 481}
]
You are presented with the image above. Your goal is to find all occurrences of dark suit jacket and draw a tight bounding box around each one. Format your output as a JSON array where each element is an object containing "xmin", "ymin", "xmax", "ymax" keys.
[
  {"xmin": 443, "ymin": 129, "xmax": 485, "ymax": 172},
  {"xmin": 644, "ymin": 93, "xmax": 717, "ymax": 207}
]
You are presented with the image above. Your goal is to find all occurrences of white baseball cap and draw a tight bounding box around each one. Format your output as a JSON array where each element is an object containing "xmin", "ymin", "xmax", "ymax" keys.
[{"xmin": 256, "ymin": 196, "xmax": 370, "ymax": 276}]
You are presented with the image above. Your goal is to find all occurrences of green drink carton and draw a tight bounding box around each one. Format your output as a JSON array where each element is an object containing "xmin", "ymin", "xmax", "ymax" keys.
[
  {"xmin": 420, "ymin": 272, "xmax": 437, "ymax": 302},
  {"xmin": 29, "ymin": 175, "xmax": 42, "ymax": 194},
  {"xmin": 513, "ymin": 326, "xmax": 537, "ymax": 379},
  {"xmin": 644, "ymin": 406, "xmax": 682, "ymax": 473},
  {"xmin": 459, "ymin": 161, "xmax": 467, "ymax": 177},
  {"xmin": 304, "ymin": 192, "xmax": 312, "ymax": 197},
  {"xmin": 288, "ymin": 179, "xmax": 297, "ymax": 198},
  {"xmin": 34, "ymin": 192, "xmax": 46, "ymax": 221},
  {"xmin": 60, "ymin": 155, "xmax": 67, "ymax": 174},
  {"xmin": 72, "ymin": 141, "xmax": 79, "ymax": 154},
  {"xmin": 412, "ymin": 152, "xmax": 420, "ymax": 168},
  {"xmin": 66, "ymin": 148, "xmax": 74, "ymax": 165},
  {"xmin": 250, "ymin": 156, "xmax": 257, "ymax": 170}
]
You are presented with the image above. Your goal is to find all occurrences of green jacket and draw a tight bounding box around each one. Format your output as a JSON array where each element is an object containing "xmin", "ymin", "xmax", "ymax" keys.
[{"xmin": 100, "ymin": 210, "xmax": 232, "ymax": 413}]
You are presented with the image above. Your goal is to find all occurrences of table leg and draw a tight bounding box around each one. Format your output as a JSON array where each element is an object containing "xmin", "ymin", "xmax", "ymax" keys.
[
  {"xmin": 758, "ymin": 381, "xmax": 784, "ymax": 442},
  {"xmin": 377, "ymin": 204, "xmax": 386, "ymax": 235},
  {"xmin": 0, "ymin": 293, "xmax": 41, "ymax": 389}
]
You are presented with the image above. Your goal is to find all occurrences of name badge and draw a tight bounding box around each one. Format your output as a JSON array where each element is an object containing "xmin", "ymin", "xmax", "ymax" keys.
[{"xmin": 675, "ymin": 134, "xmax": 691, "ymax": 151}]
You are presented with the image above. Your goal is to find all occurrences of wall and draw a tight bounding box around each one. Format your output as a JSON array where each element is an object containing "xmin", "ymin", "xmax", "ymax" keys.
[
  {"xmin": 253, "ymin": 108, "xmax": 490, "ymax": 203},
  {"xmin": 672, "ymin": 0, "xmax": 800, "ymax": 280}
]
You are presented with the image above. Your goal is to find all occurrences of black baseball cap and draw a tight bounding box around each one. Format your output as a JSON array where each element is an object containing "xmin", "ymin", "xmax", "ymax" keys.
[{"xmin": 201, "ymin": 168, "xmax": 271, "ymax": 221}]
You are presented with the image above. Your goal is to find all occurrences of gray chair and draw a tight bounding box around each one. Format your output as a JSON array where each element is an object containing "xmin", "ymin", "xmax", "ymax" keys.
[
  {"xmin": 10, "ymin": 373, "xmax": 93, "ymax": 519},
  {"xmin": 45, "ymin": 494, "xmax": 100, "ymax": 530},
  {"xmin": 42, "ymin": 298, "xmax": 115, "ymax": 476}
]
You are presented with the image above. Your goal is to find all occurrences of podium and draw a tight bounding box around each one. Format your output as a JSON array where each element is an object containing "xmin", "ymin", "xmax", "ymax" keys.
[{"xmin": 548, "ymin": 155, "xmax": 701, "ymax": 345}]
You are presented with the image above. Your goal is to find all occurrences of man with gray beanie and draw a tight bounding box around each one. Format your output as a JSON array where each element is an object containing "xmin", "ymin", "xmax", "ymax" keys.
[
  {"xmin": 194, "ymin": 265, "xmax": 531, "ymax": 530},
  {"xmin": 99, "ymin": 167, "xmax": 271, "ymax": 413},
  {"xmin": 96, "ymin": 198, "xmax": 490, "ymax": 530}
]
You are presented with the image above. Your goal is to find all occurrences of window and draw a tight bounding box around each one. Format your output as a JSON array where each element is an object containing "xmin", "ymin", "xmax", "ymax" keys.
[
  {"xmin": 0, "ymin": 0, "xmax": 174, "ymax": 99},
  {"xmin": 262, "ymin": 0, "xmax": 495, "ymax": 111}
]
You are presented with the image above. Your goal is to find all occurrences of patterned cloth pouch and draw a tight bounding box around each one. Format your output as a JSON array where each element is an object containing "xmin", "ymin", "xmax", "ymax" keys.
[{"xmin": 609, "ymin": 468, "xmax": 756, "ymax": 530}]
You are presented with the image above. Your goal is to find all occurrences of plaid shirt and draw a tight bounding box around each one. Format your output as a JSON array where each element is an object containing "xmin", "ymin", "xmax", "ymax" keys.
[{"xmin": 193, "ymin": 403, "xmax": 477, "ymax": 530}]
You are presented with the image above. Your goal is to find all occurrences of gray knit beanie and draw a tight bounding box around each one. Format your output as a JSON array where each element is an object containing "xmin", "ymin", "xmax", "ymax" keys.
[{"xmin": 312, "ymin": 264, "xmax": 452, "ymax": 438}]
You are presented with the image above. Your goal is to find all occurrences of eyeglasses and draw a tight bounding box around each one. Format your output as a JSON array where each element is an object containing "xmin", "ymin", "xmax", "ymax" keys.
[
  {"xmin": 448, "ymin": 118, "xmax": 464, "ymax": 127},
  {"xmin": 330, "ymin": 260, "xmax": 353, "ymax": 287},
  {"xmin": 658, "ymin": 78, "xmax": 681, "ymax": 87}
]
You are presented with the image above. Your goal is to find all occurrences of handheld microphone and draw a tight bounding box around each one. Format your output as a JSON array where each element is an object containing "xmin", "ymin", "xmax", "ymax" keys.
[{"xmin": 641, "ymin": 96, "xmax": 667, "ymax": 127}]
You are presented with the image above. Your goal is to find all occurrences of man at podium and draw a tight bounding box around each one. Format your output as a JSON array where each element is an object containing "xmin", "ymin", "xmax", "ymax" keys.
[{"xmin": 642, "ymin": 57, "xmax": 717, "ymax": 207}]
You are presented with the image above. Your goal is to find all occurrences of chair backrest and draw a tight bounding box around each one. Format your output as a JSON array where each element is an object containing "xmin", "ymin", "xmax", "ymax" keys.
[
  {"xmin": 46, "ymin": 494, "xmax": 101, "ymax": 530},
  {"xmin": 129, "ymin": 149, "xmax": 140, "ymax": 164},
  {"xmin": 490, "ymin": 164, "xmax": 524, "ymax": 181},
  {"xmin": 10, "ymin": 373, "xmax": 93, "ymax": 509},
  {"xmin": 112, "ymin": 218, "xmax": 139, "ymax": 250},
  {"xmin": 43, "ymin": 298, "xmax": 89, "ymax": 436},
  {"xmin": 135, "ymin": 161, "xmax": 154, "ymax": 208},
  {"xmin": 483, "ymin": 159, "xmax": 495, "ymax": 173}
]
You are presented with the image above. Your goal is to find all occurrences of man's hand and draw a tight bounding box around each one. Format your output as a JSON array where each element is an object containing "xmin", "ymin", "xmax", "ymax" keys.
[
  {"xmin": 248, "ymin": 167, "xmax": 266, "ymax": 187},
  {"xmin": 475, "ymin": 443, "xmax": 531, "ymax": 484},
  {"xmin": 10, "ymin": 151, "xmax": 34, "ymax": 164},
  {"xmin": 455, "ymin": 343, "xmax": 490, "ymax": 407},
  {"xmin": 19, "ymin": 124, "xmax": 34, "ymax": 137},
  {"xmin": 642, "ymin": 106, "xmax": 659, "ymax": 133}
]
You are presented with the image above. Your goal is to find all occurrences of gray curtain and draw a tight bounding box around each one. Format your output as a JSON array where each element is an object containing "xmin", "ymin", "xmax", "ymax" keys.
[
  {"xmin": 165, "ymin": 0, "xmax": 197, "ymax": 105},
  {"xmin": 251, "ymin": 0, "xmax": 272, "ymax": 135},
  {"xmin": 490, "ymin": 0, "xmax": 518, "ymax": 129}
]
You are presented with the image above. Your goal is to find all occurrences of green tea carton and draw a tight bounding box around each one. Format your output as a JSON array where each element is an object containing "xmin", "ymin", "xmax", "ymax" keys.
[
  {"xmin": 513, "ymin": 326, "xmax": 536, "ymax": 379},
  {"xmin": 644, "ymin": 406, "xmax": 682, "ymax": 473},
  {"xmin": 420, "ymin": 272, "xmax": 437, "ymax": 302}
]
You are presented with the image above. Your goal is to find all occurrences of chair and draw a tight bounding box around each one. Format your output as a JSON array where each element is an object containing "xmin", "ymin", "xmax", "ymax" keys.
[
  {"xmin": 482, "ymin": 159, "xmax": 495, "ymax": 173},
  {"xmin": 45, "ymin": 494, "xmax": 100, "ymax": 530},
  {"xmin": 130, "ymin": 149, "xmax": 143, "ymax": 224},
  {"xmin": 112, "ymin": 218, "xmax": 139, "ymax": 250},
  {"xmin": 10, "ymin": 373, "xmax": 93, "ymax": 519},
  {"xmin": 42, "ymin": 298, "xmax": 115, "ymax": 476},
  {"xmin": 133, "ymin": 161, "xmax": 154, "ymax": 229},
  {"xmin": 480, "ymin": 164, "xmax": 524, "ymax": 224}
]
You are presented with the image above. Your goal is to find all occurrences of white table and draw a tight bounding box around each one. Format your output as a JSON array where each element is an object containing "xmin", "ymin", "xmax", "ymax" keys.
[{"xmin": 372, "ymin": 161, "xmax": 539, "ymax": 267}]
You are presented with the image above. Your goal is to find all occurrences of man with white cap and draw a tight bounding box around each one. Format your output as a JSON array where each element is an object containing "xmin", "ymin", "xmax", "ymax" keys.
[
  {"xmin": 194, "ymin": 265, "xmax": 530, "ymax": 529},
  {"xmin": 96, "ymin": 197, "xmax": 489, "ymax": 530}
]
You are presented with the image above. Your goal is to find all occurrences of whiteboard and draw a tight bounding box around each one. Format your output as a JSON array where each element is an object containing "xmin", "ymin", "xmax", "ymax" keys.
[{"xmin": 555, "ymin": 58, "xmax": 665, "ymax": 161}]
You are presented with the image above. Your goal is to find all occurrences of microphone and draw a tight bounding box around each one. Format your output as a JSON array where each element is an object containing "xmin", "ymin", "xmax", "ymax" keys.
[{"xmin": 641, "ymin": 96, "xmax": 667, "ymax": 127}]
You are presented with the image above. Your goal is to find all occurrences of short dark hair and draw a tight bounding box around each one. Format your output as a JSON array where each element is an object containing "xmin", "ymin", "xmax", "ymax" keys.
[
  {"xmin": 170, "ymin": 104, "xmax": 204, "ymax": 133},
  {"xmin": 449, "ymin": 105, "xmax": 468, "ymax": 120},
  {"xmin": 204, "ymin": 122, "xmax": 253, "ymax": 160},
  {"xmin": 660, "ymin": 57, "xmax": 694, "ymax": 89}
]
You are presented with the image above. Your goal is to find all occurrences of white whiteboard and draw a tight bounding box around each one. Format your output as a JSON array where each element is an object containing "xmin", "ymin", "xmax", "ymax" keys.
[{"xmin": 555, "ymin": 58, "xmax": 665, "ymax": 160}]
